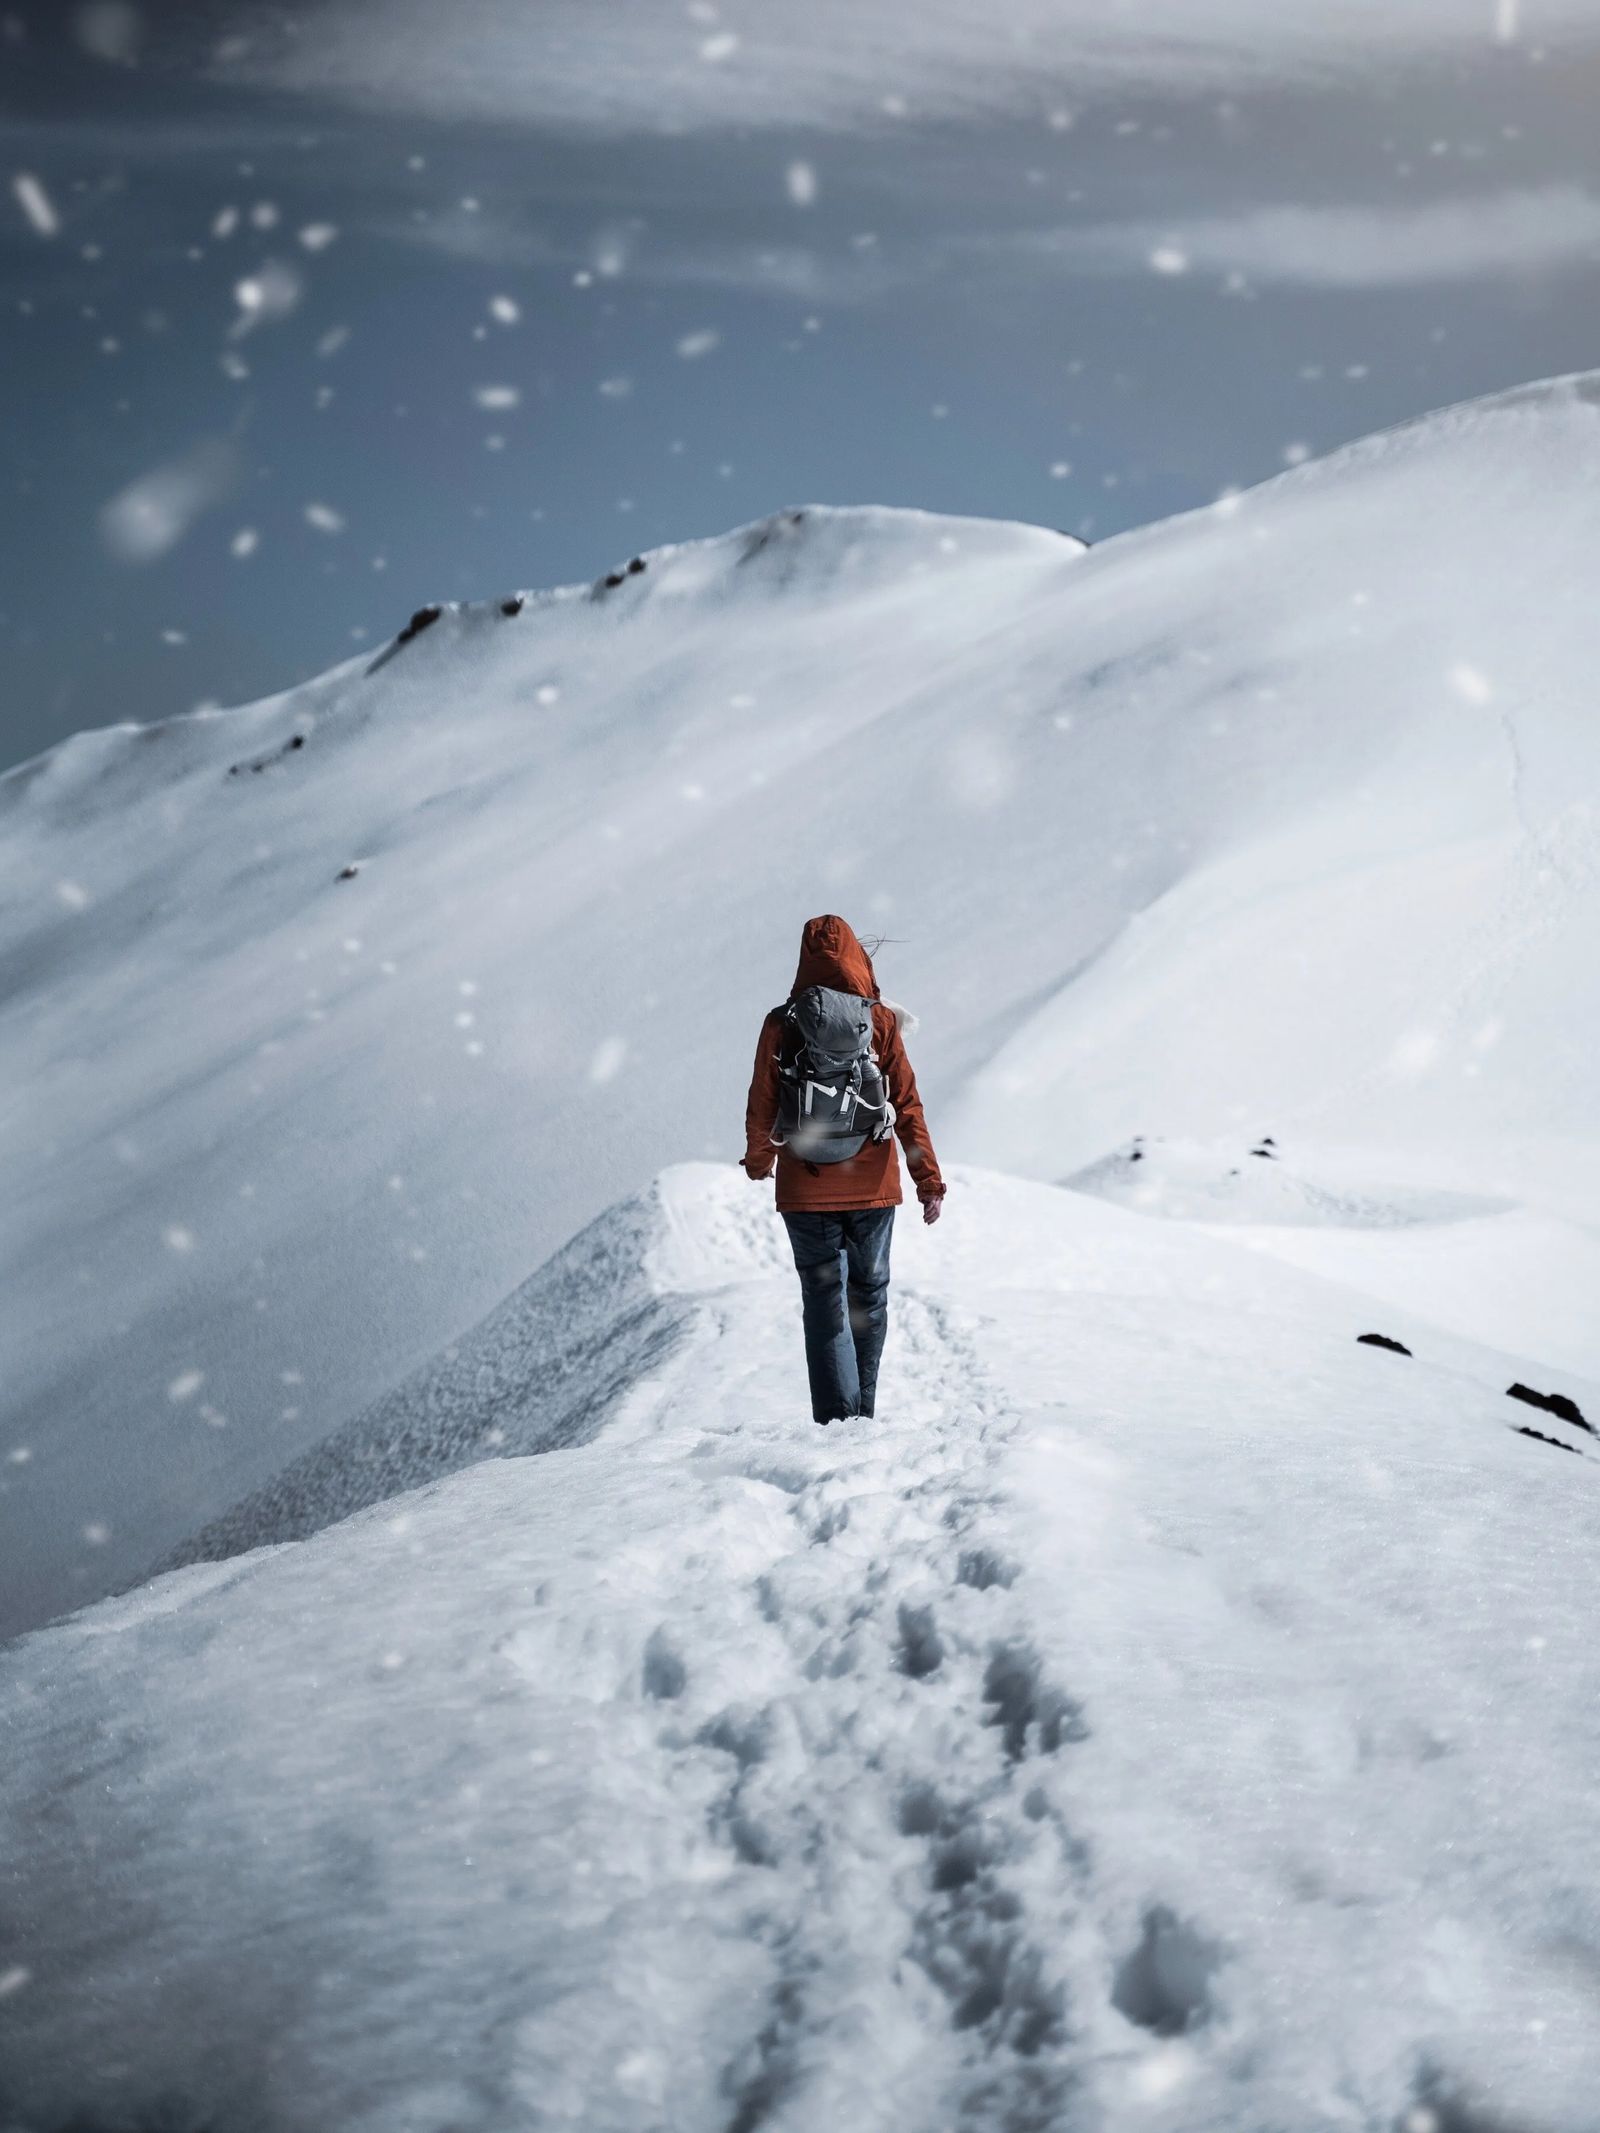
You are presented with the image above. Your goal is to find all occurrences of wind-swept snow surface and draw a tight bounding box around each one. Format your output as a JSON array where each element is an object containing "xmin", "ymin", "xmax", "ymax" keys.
[
  {"xmin": 6, "ymin": 379, "xmax": 1600, "ymax": 1627},
  {"xmin": 4, "ymin": 1165, "xmax": 1598, "ymax": 2132}
]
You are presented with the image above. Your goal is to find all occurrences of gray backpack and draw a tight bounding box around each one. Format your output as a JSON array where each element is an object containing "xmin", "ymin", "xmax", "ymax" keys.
[{"xmin": 770, "ymin": 985, "xmax": 895, "ymax": 1164}]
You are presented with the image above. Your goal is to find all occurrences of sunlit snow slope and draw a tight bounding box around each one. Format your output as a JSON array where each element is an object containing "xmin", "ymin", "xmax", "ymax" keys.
[
  {"xmin": 5, "ymin": 375, "xmax": 1600, "ymax": 1630},
  {"xmin": 5, "ymin": 1163, "xmax": 1599, "ymax": 2133}
]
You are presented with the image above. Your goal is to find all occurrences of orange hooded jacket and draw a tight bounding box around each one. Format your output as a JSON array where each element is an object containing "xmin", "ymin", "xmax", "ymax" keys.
[{"xmin": 742, "ymin": 915, "xmax": 946, "ymax": 1213}]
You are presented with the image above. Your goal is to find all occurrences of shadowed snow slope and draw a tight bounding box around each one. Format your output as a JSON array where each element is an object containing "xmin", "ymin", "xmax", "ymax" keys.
[
  {"xmin": 159, "ymin": 1166, "xmax": 788, "ymax": 1567},
  {"xmin": 6, "ymin": 377, "xmax": 1600, "ymax": 1630},
  {"xmin": 5, "ymin": 1162, "xmax": 1600, "ymax": 2133}
]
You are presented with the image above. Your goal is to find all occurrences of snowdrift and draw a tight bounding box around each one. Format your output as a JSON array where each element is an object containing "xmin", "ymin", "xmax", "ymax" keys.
[
  {"xmin": 5, "ymin": 1162, "xmax": 1599, "ymax": 2133},
  {"xmin": 159, "ymin": 1165, "xmax": 788, "ymax": 1566},
  {"xmin": 5, "ymin": 375, "xmax": 1600, "ymax": 1633}
]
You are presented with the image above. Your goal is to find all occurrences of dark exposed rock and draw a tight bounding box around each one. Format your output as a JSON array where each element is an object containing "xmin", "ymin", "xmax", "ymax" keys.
[
  {"xmin": 398, "ymin": 603, "xmax": 443, "ymax": 645},
  {"xmin": 228, "ymin": 731, "xmax": 307, "ymax": 778},
  {"xmin": 365, "ymin": 604, "xmax": 445, "ymax": 675},
  {"xmin": 1357, "ymin": 1333, "xmax": 1412, "ymax": 1356},
  {"xmin": 1514, "ymin": 1425, "xmax": 1582, "ymax": 1455},
  {"xmin": 1506, "ymin": 1382, "xmax": 1594, "ymax": 1434}
]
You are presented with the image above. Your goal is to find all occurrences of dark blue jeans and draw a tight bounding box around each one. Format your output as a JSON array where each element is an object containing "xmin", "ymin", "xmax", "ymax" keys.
[{"xmin": 780, "ymin": 1206, "xmax": 895, "ymax": 1422}]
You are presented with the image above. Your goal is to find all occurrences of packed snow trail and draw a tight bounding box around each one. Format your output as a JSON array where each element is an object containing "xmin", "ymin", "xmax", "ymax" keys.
[{"xmin": 5, "ymin": 1166, "xmax": 1599, "ymax": 2132}]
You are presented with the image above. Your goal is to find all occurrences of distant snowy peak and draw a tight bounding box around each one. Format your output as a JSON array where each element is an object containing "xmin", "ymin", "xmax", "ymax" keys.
[
  {"xmin": 1310, "ymin": 364, "xmax": 1600, "ymax": 478},
  {"xmin": 588, "ymin": 502, "xmax": 1087, "ymax": 604},
  {"xmin": 2, "ymin": 504, "xmax": 1084, "ymax": 809},
  {"xmin": 348, "ymin": 502, "xmax": 1087, "ymax": 698},
  {"xmin": 1158, "ymin": 363, "xmax": 1600, "ymax": 535}
]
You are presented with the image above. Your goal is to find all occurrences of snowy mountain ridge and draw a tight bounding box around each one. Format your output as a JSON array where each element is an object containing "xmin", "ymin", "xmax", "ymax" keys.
[
  {"xmin": 156, "ymin": 1163, "xmax": 789, "ymax": 1568},
  {"xmin": 7, "ymin": 371, "xmax": 1600, "ymax": 2127},
  {"xmin": 6, "ymin": 1160, "xmax": 1600, "ymax": 2130},
  {"xmin": 8, "ymin": 372, "xmax": 1600, "ymax": 1633}
]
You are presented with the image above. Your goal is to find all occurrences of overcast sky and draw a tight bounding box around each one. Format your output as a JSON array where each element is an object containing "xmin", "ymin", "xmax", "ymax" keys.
[{"xmin": 4, "ymin": 0, "xmax": 1600, "ymax": 770}]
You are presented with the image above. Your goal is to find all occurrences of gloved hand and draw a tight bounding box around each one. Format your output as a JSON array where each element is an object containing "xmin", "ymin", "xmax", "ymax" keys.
[{"xmin": 922, "ymin": 1196, "xmax": 943, "ymax": 1226}]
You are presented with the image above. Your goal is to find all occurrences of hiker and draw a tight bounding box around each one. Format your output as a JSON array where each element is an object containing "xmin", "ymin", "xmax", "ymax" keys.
[{"xmin": 742, "ymin": 915, "xmax": 945, "ymax": 1425}]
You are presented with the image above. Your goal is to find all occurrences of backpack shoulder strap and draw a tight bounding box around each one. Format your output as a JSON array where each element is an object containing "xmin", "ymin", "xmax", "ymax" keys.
[{"xmin": 769, "ymin": 1001, "xmax": 800, "ymax": 1063}]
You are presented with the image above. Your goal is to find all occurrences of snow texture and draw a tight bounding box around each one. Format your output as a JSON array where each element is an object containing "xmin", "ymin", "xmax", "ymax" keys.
[
  {"xmin": 3, "ymin": 1161, "xmax": 1598, "ymax": 2131},
  {"xmin": 8, "ymin": 377, "xmax": 1600, "ymax": 1635},
  {"xmin": 160, "ymin": 1172, "xmax": 742, "ymax": 1565},
  {"xmin": 6, "ymin": 374, "xmax": 1600, "ymax": 2126}
]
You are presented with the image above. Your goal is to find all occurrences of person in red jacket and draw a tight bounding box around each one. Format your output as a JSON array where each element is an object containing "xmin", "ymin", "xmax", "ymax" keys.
[{"xmin": 742, "ymin": 914, "xmax": 945, "ymax": 1425}]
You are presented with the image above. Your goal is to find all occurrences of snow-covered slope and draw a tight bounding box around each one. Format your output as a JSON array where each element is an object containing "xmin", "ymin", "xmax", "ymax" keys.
[
  {"xmin": 6, "ymin": 376, "xmax": 1600, "ymax": 1632},
  {"xmin": 6, "ymin": 1163, "xmax": 1599, "ymax": 2133},
  {"xmin": 158, "ymin": 1167, "xmax": 780, "ymax": 1567}
]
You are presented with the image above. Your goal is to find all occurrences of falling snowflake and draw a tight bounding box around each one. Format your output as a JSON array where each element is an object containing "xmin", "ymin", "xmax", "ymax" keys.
[
  {"xmin": 1449, "ymin": 661, "xmax": 1493, "ymax": 704},
  {"xmin": 590, "ymin": 1037, "xmax": 627, "ymax": 1084},
  {"xmin": 12, "ymin": 171, "xmax": 59, "ymax": 237},
  {"xmin": 304, "ymin": 502, "xmax": 345, "ymax": 534},
  {"xmin": 100, "ymin": 439, "xmax": 238, "ymax": 563},
  {"xmin": 592, "ymin": 227, "xmax": 631, "ymax": 279},
  {"xmin": 1389, "ymin": 1030, "xmax": 1441, "ymax": 1079},
  {"xmin": 786, "ymin": 161, "xmax": 817, "ymax": 207},
  {"xmin": 231, "ymin": 259, "xmax": 303, "ymax": 336}
]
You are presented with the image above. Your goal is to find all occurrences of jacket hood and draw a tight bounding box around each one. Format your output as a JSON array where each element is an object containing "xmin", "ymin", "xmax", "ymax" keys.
[{"xmin": 791, "ymin": 914, "xmax": 879, "ymax": 1001}]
